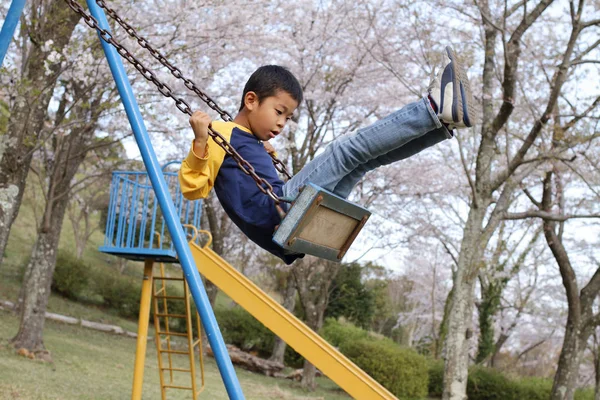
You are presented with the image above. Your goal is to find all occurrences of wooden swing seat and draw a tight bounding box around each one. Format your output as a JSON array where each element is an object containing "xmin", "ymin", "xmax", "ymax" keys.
[{"xmin": 273, "ymin": 184, "xmax": 371, "ymax": 262}]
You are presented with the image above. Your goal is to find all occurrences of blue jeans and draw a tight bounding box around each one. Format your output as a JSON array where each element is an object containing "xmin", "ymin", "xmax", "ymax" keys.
[{"xmin": 282, "ymin": 97, "xmax": 450, "ymax": 199}]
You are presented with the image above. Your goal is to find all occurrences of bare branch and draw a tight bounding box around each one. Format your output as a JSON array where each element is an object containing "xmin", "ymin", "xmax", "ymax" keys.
[
  {"xmin": 582, "ymin": 19, "xmax": 600, "ymax": 29},
  {"xmin": 522, "ymin": 187, "xmax": 541, "ymax": 208},
  {"xmin": 457, "ymin": 133, "xmax": 477, "ymax": 208},
  {"xmin": 504, "ymin": 211, "xmax": 600, "ymax": 221}
]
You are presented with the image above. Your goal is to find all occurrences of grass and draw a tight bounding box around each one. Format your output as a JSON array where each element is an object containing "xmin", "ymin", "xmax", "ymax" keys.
[{"xmin": 0, "ymin": 311, "xmax": 349, "ymax": 400}]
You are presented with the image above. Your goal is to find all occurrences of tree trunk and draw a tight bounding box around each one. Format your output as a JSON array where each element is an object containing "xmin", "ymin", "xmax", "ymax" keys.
[
  {"xmin": 443, "ymin": 279, "xmax": 475, "ymax": 400},
  {"xmin": 436, "ymin": 285, "xmax": 454, "ymax": 359},
  {"xmin": 292, "ymin": 258, "xmax": 340, "ymax": 390},
  {"xmin": 270, "ymin": 272, "xmax": 297, "ymax": 363},
  {"xmin": 11, "ymin": 188, "xmax": 70, "ymax": 352},
  {"xmin": 11, "ymin": 83, "xmax": 102, "ymax": 352},
  {"xmin": 300, "ymin": 297, "xmax": 325, "ymax": 391},
  {"xmin": 551, "ymin": 319, "xmax": 587, "ymax": 400},
  {"xmin": 443, "ymin": 206, "xmax": 489, "ymax": 400},
  {"xmin": 475, "ymin": 280, "xmax": 502, "ymax": 364},
  {"xmin": 0, "ymin": 0, "xmax": 80, "ymax": 267},
  {"xmin": 595, "ymin": 345, "xmax": 600, "ymax": 400}
]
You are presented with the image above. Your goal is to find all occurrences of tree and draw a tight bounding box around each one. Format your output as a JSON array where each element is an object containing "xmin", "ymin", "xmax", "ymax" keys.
[
  {"xmin": 505, "ymin": 159, "xmax": 600, "ymax": 398},
  {"xmin": 367, "ymin": 2, "xmax": 600, "ymax": 398},
  {"xmin": 12, "ymin": 59, "xmax": 120, "ymax": 353},
  {"xmin": 0, "ymin": 0, "xmax": 81, "ymax": 268},
  {"xmin": 326, "ymin": 262, "xmax": 375, "ymax": 329},
  {"xmin": 475, "ymin": 223, "xmax": 542, "ymax": 365},
  {"xmin": 67, "ymin": 143, "xmax": 125, "ymax": 259},
  {"xmin": 293, "ymin": 257, "xmax": 342, "ymax": 389}
]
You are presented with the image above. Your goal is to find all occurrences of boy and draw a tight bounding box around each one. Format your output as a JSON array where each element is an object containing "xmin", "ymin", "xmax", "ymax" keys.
[{"xmin": 179, "ymin": 46, "xmax": 474, "ymax": 264}]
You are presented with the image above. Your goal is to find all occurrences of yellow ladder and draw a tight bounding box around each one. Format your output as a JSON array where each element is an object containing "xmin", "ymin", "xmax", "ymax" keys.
[{"xmin": 152, "ymin": 263, "xmax": 205, "ymax": 399}]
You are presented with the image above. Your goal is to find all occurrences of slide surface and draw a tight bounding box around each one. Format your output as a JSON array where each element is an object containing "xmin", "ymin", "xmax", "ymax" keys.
[{"xmin": 189, "ymin": 241, "xmax": 398, "ymax": 400}]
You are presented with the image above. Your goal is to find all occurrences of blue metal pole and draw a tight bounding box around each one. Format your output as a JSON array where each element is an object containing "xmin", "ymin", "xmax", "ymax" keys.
[
  {"xmin": 0, "ymin": 0, "xmax": 26, "ymax": 68},
  {"xmin": 85, "ymin": 2, "xmax": 245, "ymax": 398}
]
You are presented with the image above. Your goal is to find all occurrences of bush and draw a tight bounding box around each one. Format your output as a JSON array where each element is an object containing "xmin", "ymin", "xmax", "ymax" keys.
[
  {"xmin": 320, "ymin": 317, "xmax": 370, "ymax": 348},
  {"xmin": 52, "ymin": 252, "xmax": 90, "ymax": 300},
  {"xmin": 93, "ymin": 271, "xmax": 142, "ymax": 319},
  {"xmin": 467, "ymin": 367, "xmax": 521, "ymax": 400},
  {"xmin": 284, "ymin": 345, "xmax": 304, "ymax": 368},
  {"xmin": 215, "ymin": 307, "xmax": 275, "ymax": 357},
  {"xmin": 575, "ymin": 387, "xmax": 595, "ymax": 400},
  {"xmin": 341, "ymin": 339, "xmax": 429, "ymax": 399},
  {"xmin": 427, "ymin": 360, "xmax": 444, "ymax": 398},
  {"xmin": 429, "ymin": 365, "xmax": 594, "ymax": 400}
]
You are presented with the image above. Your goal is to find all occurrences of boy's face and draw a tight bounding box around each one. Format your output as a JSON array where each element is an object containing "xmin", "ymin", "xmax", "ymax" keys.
[{"xmin": 245, "ymin": 90, "xmax": 298, "ymax": 142}]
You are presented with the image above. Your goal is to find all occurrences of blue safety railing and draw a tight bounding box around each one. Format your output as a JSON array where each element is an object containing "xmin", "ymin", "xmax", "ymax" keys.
[{"xmin": 99, "ymin": 162, "xmax": 203, "ymax": 262}]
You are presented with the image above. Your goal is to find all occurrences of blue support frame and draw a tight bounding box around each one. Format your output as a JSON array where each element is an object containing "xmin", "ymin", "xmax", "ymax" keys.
[
  {"xmin": 84, "ymin": 2, "xmax": 244, "ymax": 398},
  {"xmin": 0, "ymin": 0, "xmax": 26, "ymax": 67}
]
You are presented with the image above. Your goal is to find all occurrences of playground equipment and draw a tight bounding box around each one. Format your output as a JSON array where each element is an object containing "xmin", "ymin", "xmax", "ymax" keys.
[
  {"xmin": 1, "ymin": 1, "xmax": 395, "ymax": 398},
  {"xmin": 152, "ymin": 258, "xmax": 206, "ymax": 398},
  {"xmin": 100, "ymin": 164, "xmax": 397, "ymax": 399}
]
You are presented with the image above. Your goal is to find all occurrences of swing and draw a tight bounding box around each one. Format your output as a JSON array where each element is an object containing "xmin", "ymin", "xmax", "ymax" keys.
[{"xmin": 66, "ymin": 0, "xmax": 371, "ymax": 262}]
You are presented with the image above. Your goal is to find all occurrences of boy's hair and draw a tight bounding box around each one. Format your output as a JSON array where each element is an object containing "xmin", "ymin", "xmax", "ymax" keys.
[{"xmin": 239, "ymin": 65, "xmax": 303, "ymax": 111}]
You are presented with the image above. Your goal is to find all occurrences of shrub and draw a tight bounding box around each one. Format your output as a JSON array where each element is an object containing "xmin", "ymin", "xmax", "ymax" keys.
[
  {"xmin": 467, "ymin": 367, "xmax": 552, "ymax": 400},
  {"xmin": 513, "ymin": 376, "xmax": 552, "ymax": 400},
  {"xmin": 284, "ymin": 345, "xmax": 304, "ymax": 368},
  {"xmin": 427, "ymin": 360, "xmax": 444, "ymax": 398},
  {"xmin": 575, "ymin": 387, "xmax": 595, "ymax": 400},
  {"xmin": 341, "ymin": 339, "xmax": 429, "ymax": 399},
  {"xmin": 430, "ymin": 364, "xmax": 593, "ymax": 400},
  {"xmin": 320, "ymin": 317, "xmax": 369, "ymax": 348},
  {"xmin": 52, "ymin": 252, "xmax": 90, "ymax": 300},
  {"xmin": 93, "ymin": 271, "xmax": 142, "ymax": 318},
  {"xmin": 215, "ymin": 307, "xmax": 275, "ymax": 357},
  {"xmin": 467, "ymin": 367, "xmax": 520, "ymax": 400}
]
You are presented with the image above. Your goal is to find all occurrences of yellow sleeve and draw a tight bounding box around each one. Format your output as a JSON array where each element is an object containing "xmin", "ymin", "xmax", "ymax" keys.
[{"xmin": 178, "ymin": 121, "xmax": 230, "ymax": 200}]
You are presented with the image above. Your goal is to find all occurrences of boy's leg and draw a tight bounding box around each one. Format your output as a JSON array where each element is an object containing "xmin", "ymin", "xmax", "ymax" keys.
[
  {"xmin": 282, "ymin": 97, "xmax": 443, "ymax": 199},
  {"xmin": 282, "ymin": 45, "xmax": 474, "ymax": 200},
  {"xmin": 331, "ymin": 126, "xmax": 449, "ymax": 198},
  {"xmin": 328, "ymin": 46, "xmax": 475, "ymax": 198}
]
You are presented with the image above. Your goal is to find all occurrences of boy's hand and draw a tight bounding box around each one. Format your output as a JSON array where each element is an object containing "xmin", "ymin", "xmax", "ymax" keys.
[
  {"xmin": 189, "ymin": 111, "xmax": 211, "ymax": 142},
  {"xmin": 190, "ymin": 111, "xmax": 211, "ymax": 158},
  {"xmin": 263, "ymin": 141, "xmax": 277, "ymax": 155}
]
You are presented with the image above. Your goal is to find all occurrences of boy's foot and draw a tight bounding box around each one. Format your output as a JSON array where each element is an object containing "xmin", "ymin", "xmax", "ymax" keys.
[{"xmin": 428, "ymin": 46, "xmax": 474, "ymax": 130}]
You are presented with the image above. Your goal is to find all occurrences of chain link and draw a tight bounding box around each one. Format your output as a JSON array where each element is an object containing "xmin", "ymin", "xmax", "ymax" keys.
[
  {"xmin": 64, "ymin": 0, "xmax": 292, "ymax": 203},
  {"xmin": 94, "ymin": 0, "xmax": 292, "ymax": 180}
]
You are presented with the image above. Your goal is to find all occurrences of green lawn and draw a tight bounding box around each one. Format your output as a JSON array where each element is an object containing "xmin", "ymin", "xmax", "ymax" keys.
[{"xmin": 0, "ymin": 311, "xmax": 350, "ymax": 400}]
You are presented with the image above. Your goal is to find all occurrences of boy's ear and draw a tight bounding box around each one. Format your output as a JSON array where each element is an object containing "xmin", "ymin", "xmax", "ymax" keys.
[{"xmin": 244, "ymin": 91, "xmax": 258, "ymax": 111}]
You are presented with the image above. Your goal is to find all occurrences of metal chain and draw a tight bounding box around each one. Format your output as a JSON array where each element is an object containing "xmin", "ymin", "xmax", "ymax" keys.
[
  {"xmin": 63, "ymin": 0, "xmax": 290, "ymax": 203},
  {"xmin": 94, "ymin": 0, "xmax": 292, "ymax": 180}
]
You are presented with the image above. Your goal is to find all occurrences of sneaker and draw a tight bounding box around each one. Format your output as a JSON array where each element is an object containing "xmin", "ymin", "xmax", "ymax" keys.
[{"xmin": 428, "ymin": 46, "xmax": 474, "ymax": 129}]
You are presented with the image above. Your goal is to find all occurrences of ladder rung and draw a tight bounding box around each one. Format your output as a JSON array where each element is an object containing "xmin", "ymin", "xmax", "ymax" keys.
[
  {"xmin": 154, "ymin": 295, "xmax": 186, "ymax": 300},
  {"xmin": 153, "ymin": 276, "xmax": 185, "ymax": 281},
  {"xmin": 161, "ymin": 367, "xmax": 191, "ymax": 372},
  {"xmin": 154, "ymin": 287, "xmax": 166, "ymax": 295},
  {"xmin": 156, "ymin": 331, "xmax": 189, "ymax": 337},
  {"xmin": 159, "ymin": 349, "xmax": 189, "ymax": 355},
  {"xmin": 155, "ymin": 313, "xmax": 187, "ymax": 318},
  {"xmin": 163, "ymin": 384, "xmax": 193, "ymax": 390}
]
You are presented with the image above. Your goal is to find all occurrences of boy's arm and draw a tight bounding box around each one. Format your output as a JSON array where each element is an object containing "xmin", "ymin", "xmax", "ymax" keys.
[
  {"xmin": 179, "ymin": 140, "xmax": 214, "ymax": 200},
  {"xmin": 179, "ymin": 111, "xmax": 218, "ymax": 200}
]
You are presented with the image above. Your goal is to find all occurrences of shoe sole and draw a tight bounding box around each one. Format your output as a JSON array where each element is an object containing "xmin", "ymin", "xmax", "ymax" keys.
[{"xmin": 445, "ymin": 46, "xmax": 473, "ymax": 128}]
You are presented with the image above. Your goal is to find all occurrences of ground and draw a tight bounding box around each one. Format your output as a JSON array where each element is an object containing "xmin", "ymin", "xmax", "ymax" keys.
[{"xmin": 0, "ymin": 310, "xmax": 351, "ymax": 400}]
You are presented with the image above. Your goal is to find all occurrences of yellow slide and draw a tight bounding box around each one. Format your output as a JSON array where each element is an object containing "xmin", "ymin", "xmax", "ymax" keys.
[{"xmin": 189, "ymin": 240, "xmax": 398, "ymax": 400}]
